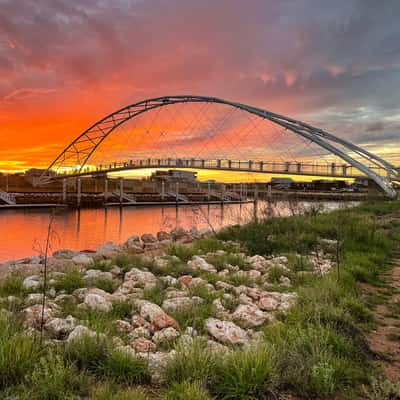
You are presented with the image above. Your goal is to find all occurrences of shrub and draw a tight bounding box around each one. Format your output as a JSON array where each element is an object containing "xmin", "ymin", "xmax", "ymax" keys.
[
  {"xmin": 97, "ymin": 349, "xmax": 149, "ymax": 385},
  {"xmin": 54, "ymin": 271, "xmax": 85, "ymax": 293},
  {"xmin": 164, "ymin": 338, "xmax": 216, "ymax": 384},
  {"xmin": 210, "ymin": 345, "xmax": 278, "ymax": 400},
  {"xmin": 29, "ymin": 352, "xmax": 88, "ymax": 400},
  {"xmin": 162, "ymin": 381, "xmax": 213, "ymax": 400},
  {"xmin": 0, "ymin": 314, "xmax": 39, "ymax": 389}
]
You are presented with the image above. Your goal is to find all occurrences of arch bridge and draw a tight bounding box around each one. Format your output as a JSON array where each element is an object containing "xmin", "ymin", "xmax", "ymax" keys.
[{"xmin": 41, "ymin": 95, "xmax": 399, "ymax": 198}]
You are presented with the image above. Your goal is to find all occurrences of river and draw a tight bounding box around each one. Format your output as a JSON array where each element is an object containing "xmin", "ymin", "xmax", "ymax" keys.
[{"xmin": 0, "ymin": 201, "xmax": 350, "ymax": 262}]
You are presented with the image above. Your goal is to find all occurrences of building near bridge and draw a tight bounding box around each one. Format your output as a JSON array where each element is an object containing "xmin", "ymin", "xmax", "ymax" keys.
[{"xmin": 150, "ymin": 170, "xmax": 198, "ymax": 182}]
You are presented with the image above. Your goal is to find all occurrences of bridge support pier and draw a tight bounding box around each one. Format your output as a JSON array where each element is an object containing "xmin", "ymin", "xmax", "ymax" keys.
[
  {"xmin": 104, "ymin": 178, "xmax": 108, "ymax": 205},
  {"xmin": 207, "ymin": 183, "xmax": 211, "ymax": 201},
  {"xmin": 119, "ymin": 178, "xmax": 124, "ymax": 206},
  {"xmin": 221, "ymin": 184, "xmax": 226, "ymax": 204},
  {"xmin": 62, "ymin": 178, "xmax": 67, "ymax": 204},
  {"xmin": 175, "ymin": 182, "xmax": 179, "ymax": 204},
  {"xmin": 253, "ymin": 184, "xmax": 258, "ymax": 221},
  {"xmin": 76, "ymin": 178, "xmax": 81, "ymax": 208},
  {"xmin": 161, "ymin": 181, "xmax": 165, "ymax": 200}
]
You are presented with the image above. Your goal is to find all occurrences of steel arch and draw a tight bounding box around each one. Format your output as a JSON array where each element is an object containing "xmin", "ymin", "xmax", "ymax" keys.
[{"xmin": 42, "ymin": 95, "xmax": 398, "ymax": 198}]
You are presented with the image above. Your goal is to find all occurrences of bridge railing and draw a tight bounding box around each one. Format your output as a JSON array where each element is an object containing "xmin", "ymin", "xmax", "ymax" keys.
[{"xmin": 53, "ymin": 157, "xmax": 389, "ymax": 179}]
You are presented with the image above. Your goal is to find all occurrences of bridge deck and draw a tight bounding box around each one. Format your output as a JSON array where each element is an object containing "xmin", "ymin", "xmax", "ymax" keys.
[{"xmin": 48, "ymin": 158, "xmax": 376, "ymax": 181}]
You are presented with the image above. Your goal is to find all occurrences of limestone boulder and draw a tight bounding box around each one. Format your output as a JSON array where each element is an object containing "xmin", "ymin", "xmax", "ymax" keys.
[
  {"xmin": 188, "ymin": 256, "xmax": 217, "ymax": 273},
  {"xmin": 205, "ymin": 318, "xmax": 249, "ymax": 345},
  {"xmin": 45, "ymin": 315, "xmax": 76, "ymax": 339},
  {"xmin": 152, "ymin": 327, "xmax": 180, "ymax": 345},
  {"xmin": 232, "ymin": 304, "xmax": 269, "ymax": 328},
  {"xmin": 83, "ymin": 293, "xmax": 113, "ymax": 313},
  {"xmin": 72, "ymin": 254, "xmax": 93, "ymax": 266},
  {"xmin": 22, "ymin": 276, "xmax": 41, "ymax": 291}
]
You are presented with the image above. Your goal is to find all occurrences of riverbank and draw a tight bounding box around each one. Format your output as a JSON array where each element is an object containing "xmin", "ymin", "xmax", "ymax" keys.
[{"xmin": 0, "ymin": 200, "xmax": 399, "ymax": 399}]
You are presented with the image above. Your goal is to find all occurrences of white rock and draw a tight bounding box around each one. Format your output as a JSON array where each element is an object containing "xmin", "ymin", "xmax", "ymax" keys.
[
  {"xmin": 67, "ymin": 325, "xmax": 96, "ymax": 341},
  {"xmin": 72, "ymin": 254, "xmax": 93, "ymax": 266},
  {"xmin": 83, "ymin": 269, "xmax": 112, "ymax": 283},
  {"xmin": 258, "ymin": 296, "xmax": 280, "ymax": 311},
  {"xmin": 84, "ymin": 293, "xmax": 113, "ymax": 313},
  {"xmin": 137, "ymin": 351, "xmax": 176, "ymax": 384},
  {"xmin": 97, "ymin": 242, "xmax": 121, "ymax": 258},
  {"xmin": 22, "ymin": 276, "xmax": 41, "ymax": 290},
  {"xmin": 205, "ymin": 318, "xmax": 248, "ymax": 345},
  {"xmin": 152, "ymin": 327, "xmax": 180, "ymax": 345},
  {"xmin": 45, "ymin": 315, "xmax": 76, "ymax": 339},
  {"xmin": 162, "ymin": 296, "xmax": 203, "ymax": 313},
  {"xmin": 232, "ymin": 304, "xmax": 269, "ymax": 328},
  {"xmin": 124, "ymin": 268, "xmax": 158, "ymax": 290},
  {"xmin": 25, "ymin": 293, "xmax": 45, "ymax": 306},
  {"xmin": 22, "ymin": 304, "xmax": 54, "ymax": 329},
  {"xmin": 188, "ymin": 256, "xmax": 217, "ymax": 273}
]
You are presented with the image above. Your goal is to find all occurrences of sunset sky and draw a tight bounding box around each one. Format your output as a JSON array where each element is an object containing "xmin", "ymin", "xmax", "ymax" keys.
[{"xmin": 0, "ymin": 0, "xmax": 399, "ymax": 173}]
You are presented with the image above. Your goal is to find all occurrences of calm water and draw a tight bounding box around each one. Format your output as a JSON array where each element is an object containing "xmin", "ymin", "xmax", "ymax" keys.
[{"xmin": 0, "ymin": 201, "xmax": 347, "ymax": 262}]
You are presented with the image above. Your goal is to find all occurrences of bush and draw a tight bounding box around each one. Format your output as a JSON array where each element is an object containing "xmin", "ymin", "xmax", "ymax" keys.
[
  {"xmin": 29, "ymin": 352, "xmax": 88, "ymax": 400},
  {"xmin": 162, "ymin": 381, "xmax": 213, "ymax": 400},
  {"xmin": 97, "ymin": 349, "xmax": 149, "ymax": 385},
  {"xmin": 210, "ymin": 345, "xmax": 278, "ymax": 400},
  {"xmin": 0, "ymin": 314, "xmax": 39, "ymax": 389},
  {"xmin": 164, "ymin": 338, "xmax": 216, "ymax": 384}
]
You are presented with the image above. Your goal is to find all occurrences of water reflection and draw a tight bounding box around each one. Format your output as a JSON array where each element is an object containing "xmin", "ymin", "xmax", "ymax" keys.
[{"xmin": 0, "ymin": 201, "xmax": 351, "ymax": 262}]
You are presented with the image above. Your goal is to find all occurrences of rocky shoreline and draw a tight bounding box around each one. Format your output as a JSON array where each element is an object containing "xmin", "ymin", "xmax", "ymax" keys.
[{"xmin": 0, "ymin": 226, "xmax": 336, "ymax": 384}]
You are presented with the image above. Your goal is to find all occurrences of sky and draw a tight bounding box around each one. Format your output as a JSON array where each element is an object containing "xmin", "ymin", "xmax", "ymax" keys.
[{"xmin": 0, "ymin": 0, "xmax": 399, "ymax": 173}]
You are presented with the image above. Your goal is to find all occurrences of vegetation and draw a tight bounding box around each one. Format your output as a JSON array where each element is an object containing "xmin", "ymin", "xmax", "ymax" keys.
[{"xmin": 0, "ymin": 200, "xmax": 399, "ymax": 398}]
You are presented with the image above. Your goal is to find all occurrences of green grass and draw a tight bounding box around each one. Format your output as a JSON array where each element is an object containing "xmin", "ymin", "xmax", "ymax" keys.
[
  {"xmin": 0, "ymin": 275, "xmax": 27, "ymax": 297},
  {"xmin": 91, "ymin": 385, "xmax": 148, "ymax": 400},
  {"xmin": 28, "ymin": 352, "xmax": 89, "ymax": 400},
  {"xmin": 162, "ymin": 381, "xmax": 213, "ymax": 400},
  {"xmin": 164, "ymin": 338, "xmax": 216, "ymax": 384},
  {"xmin": 0, "ymin": 314, "xmax": 40, "ymax": 389},
  {"xmin": 96, "ymin": 349, "xmax": 150, "ymax": 385},
  {"xmin": 170, "ymin": 303, "xmax": 216, "ymax": 333},
  {"xmin": 205, "ymin": 253, "xmax": 251, "ymax": 272},
  {"xmin": 143, "ymin": 283, "xmax": 166, "ymax": 306},
  {"xmin": 53, "ymin": 270, "xmax": 85, "ymax": 293},
  {"xmin": 209, "ymin": 345, "xmax": 278, "ymax": 400}
]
